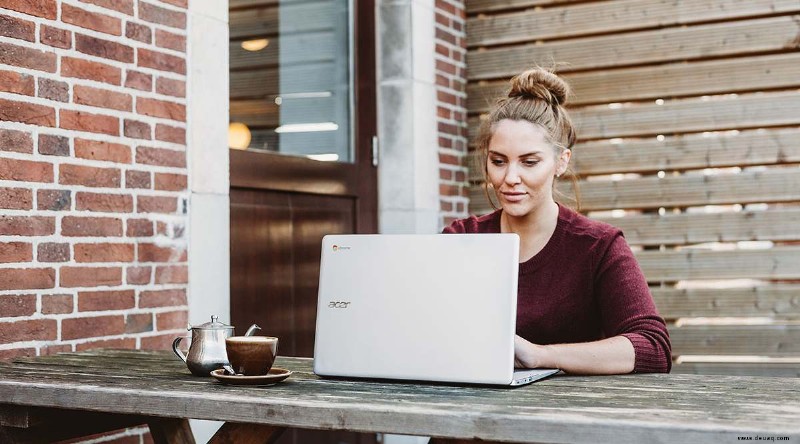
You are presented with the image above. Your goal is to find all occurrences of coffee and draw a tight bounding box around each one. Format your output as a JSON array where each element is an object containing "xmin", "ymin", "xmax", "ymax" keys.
[{"xmin": 225, "ymin": 336, "xmax": 278, "ymax": 376}]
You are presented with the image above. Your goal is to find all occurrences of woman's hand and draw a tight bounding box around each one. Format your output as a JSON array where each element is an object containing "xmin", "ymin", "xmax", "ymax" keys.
[{"xmin": 514, "ymin": 335, "xmax": 549, "ymax": 368}]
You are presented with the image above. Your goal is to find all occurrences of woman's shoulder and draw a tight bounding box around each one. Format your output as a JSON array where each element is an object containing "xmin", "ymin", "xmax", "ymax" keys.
[
  {"xmin": 558, "ymin": 204, "xmax": 622, "ymax": 241},
  {"xmin": 442, "ymin": 210, "xmax": 501, "ymax": 234}
]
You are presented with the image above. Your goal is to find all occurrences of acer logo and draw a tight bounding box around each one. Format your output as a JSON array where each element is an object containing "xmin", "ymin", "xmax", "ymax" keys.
[{"xmin": 328, "ymin": 301, "xmax": 351, "ymax": 309}]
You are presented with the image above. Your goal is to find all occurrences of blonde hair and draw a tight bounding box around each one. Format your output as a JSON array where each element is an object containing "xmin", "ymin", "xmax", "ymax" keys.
[{"xmin": 478, "ymin": 68, "xmax": 580, "ymax": 210}]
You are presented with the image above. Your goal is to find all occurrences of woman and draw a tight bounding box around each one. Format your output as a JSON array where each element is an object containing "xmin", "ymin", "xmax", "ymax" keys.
[{"xmin": 443, "ymin": 68, "xmax": 671, "ymax": 375}]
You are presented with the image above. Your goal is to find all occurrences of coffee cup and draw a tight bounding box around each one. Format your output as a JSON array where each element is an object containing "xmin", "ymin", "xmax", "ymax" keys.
[{"xmin": 225, "ymin": 336, "xmax": 278, "ymax": 376}]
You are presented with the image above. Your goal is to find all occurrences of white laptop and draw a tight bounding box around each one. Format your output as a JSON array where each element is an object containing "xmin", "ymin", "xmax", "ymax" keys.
[{"xmin": 313, "ymin": 234, "xmax": 559, "ymax": 386}]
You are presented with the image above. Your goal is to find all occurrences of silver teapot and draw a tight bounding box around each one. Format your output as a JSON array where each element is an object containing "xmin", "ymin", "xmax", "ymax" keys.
[{"xmin": 172, "ymin": 315, "xmax": 260, "ymax": 376}]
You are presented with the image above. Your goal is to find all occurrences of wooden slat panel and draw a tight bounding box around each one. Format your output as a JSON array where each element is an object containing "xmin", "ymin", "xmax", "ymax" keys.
[
  {"xmin": 636, "ymin": 247, "xmax": 800, "ymax": 281},
  {"xmin": 466, "ymin": 0, "xmax": 584, "ymax": 14},
  {"xmin": 669, "ymin": 324, "xmax": 800, "ymax": 356},
  {"xmin": 230, "ymin": 1, "xmax": 335, "ymax": 39},
  {"xmin": 671, "ymin": 361, "xmax": 800, "ymax": 377},
  {"xmin": 467, "ymin": 53, "xmax": 800, "ymax": 110},
  {"xmin": 468, "ymin": 0, "xmax": 800, "ymax": 47},
  {"xmin": 652, "ymin": 285, "xmax": 800, "ymax": 320},
  {"xmin": 469, "ymin": 168, "xmax": 800, "ymax": 213},
  {"xmin": 596, "ymin": 208, "xmax": 800, "ymax": 246},
  {"xmin": 467, "ymin": 128, "xmax": 800, "ymax": 179},
  {"xmin": 467, "ymin": 15, "xmax": 800, "ymax": 80},
  {"xmin": 468, "ymin": 91, "xmax": 800, "ymax": 142},
  {"xmin": 230, "ymin": 32, "xmax": 335, "ymax": 70}
]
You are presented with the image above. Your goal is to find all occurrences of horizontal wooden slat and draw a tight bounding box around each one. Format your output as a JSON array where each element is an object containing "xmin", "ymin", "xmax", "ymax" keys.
[
  {"xmin": 466, "ymin": 0, "xmax": 583, "ymax": 14},
  {"xmin": 467, "ymin": 53, "xmax": 800, "ymax": 110},
  {"xmin": 636, "ymin": 247, "xmax": 800, "ymax": 281},
  {"xmin": 468, "ymin": 0, "xmax": 800, "ymax": 47},
  {"xmin": 596, "ymin": 208, "xmax": 800, "ymax": 246},
  {"xmin": 468, "ymin": 91, "xmax": 800, "ymax": 142},
  {"xmin": 652, "ymin": 285, "xmax": 800, "ymax": 319},
  {"xmin": 230, "ymin": 1, "xmax": 338, "ymax": 39},
  {"xmin": 669, "ymin": 324, "xmax": 800, "ymax": 356},
  {"xmin": 671, "ymin": 361, "xmax": 800, "ymax": 377},
  {"xmin": 467, "ymin": 15, "xmax": 800, "ymax": 80}
]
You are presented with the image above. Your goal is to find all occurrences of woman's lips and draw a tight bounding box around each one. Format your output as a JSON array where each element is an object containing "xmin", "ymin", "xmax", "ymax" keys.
[{"xmin": 501, "ymin": 191, "xmax": 527, "ymax": 203}]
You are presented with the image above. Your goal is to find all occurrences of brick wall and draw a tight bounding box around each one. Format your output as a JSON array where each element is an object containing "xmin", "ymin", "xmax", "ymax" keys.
[
  {"xmin": 435, "ymin": 0, "xmax": 468, "ymax": 228},
  {"xmin": 0, "ymin": 0, "xmax": 189, "ymax": 366}
]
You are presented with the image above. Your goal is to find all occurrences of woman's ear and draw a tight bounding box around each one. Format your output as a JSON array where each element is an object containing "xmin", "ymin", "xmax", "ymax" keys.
[{"xmin": 557, "ymin": 149, "xmax": 572, "ymax": 176}]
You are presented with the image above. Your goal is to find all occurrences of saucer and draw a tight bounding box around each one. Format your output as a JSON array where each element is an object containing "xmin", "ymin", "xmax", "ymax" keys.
[{"xmin": 210, "ymin": 367, "xmax": 292, "ymax": 386}]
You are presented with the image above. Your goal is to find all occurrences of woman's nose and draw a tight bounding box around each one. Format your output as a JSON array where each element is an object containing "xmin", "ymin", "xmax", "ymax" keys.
[{"xmin": 504, "ymin": 164, "xmax": 521, "ymax": 184}]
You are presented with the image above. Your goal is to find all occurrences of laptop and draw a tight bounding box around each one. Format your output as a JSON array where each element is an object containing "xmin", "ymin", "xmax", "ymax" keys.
[{"xmin": 313, "ymin": 234, "xmax": 559, "ymax": 386}]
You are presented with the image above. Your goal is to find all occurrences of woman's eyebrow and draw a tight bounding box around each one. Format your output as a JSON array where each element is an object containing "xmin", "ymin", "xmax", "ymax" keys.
[{"xmin": 488, "ymin": 150, "xmax": 543, "ymax": 157}]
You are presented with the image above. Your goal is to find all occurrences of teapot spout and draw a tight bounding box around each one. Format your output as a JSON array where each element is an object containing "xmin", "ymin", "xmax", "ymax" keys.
[{"xmin": 244, "ymin": 324, "xmax": 261, "ymax": 336}]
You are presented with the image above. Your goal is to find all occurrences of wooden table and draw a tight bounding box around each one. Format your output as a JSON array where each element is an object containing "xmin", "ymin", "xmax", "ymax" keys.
[{"xmin": 0, "ymin": 349, "xmax": 798, "ymax": 443}]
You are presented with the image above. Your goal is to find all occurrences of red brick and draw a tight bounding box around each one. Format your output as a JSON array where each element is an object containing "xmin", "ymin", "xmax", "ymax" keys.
[
  {"xmin": 0, "ymin": 242, "xmax": 33, "ymax": 263},
  {"xmin": 62, "ymin": 314, "xmax": 124, "ymax": 340},
  {"xmin": 155, "ymin": 77, "xmax": 185, "ymax": 98},
  {"xmin": 124, "ymin": 119, "xmax": 151, "ymax": 139},
  {"xmin": 0, "ymin": 0, "xmax": 56, "ymax": 19},
  {"xmin": 61, "ymin": 216, "xmax": 123, "ymax": 237},
  {"xmin": 0, "ymin": 41, "xmax": 56, "ymax": 72},
  {"xmin": 38, "ymin": 134, "xmax": 69, "ymax": 156},
  {"xmin": 0, "ymin": 216, "xmax": 55, "ymax": 236},
  {"xmin": 138, "ymin": 48, "xmax": 185, "ymax": 75},
  {"xmin": 154, "ymin": 124, "xmax": 185, "ymax": 145},
  {"xmin": 62, "ymin": 57, "xmax": 120, "ymax": 85},
  {"xmin": 38, "ymin": 242, "xmax": 70, "ymax": 262},
  {"xmin": 40, "ymin": 25, "xmax": 72, "ymax": 49},
  {"xmin": 0, "ymin": 294, "xmax": 36, "ymax": 317},
  {"xmin": 38, "ymin": 78, "xmax": 69, "ymax": 102},
  {"xmin": 0, "ymin": 13, "xmax": 35, "ymax": 42},
  {"xmin": 135, "ymin": 146, "xmax": 185, "ymax": 167},
  {"xmin": 155, "ymin": 29, "xmax": 185, "ymax": 52},
  {"xmin": 138, "ymin": 196, "xmax": 177, "ymax": 214},
  {"xmin": 76, "ymin": 337, "xmax": 136, "ymax": 351},
  {"xmin": 0, "ymin": 268, "xmax": 55, "ymax": 291},
  {"xmin": 75, "ymin": 33, "xmax": 133, "ymax": 63},
  {"xmin": 80, "ymin": 0, "xmax": 134, "ymax": 15},
  {"xmin": 0, "ymin": 128, "xmax": 33, "ymax": 154},
  {"xmin": 41, "ymin": 344, "xmax": 72, "ymax": 355},
  {"xmin": 154, "ymin": 173, "xmax": 187, "ymax": 191},
  {"xmin": 138, "ymin": 244, "xmax": 187, "ymax": 263},
  {"xmin": 59, "ymin": 110, "xmax": 120, "ymax": 136},
  {"xmin": 62, "ymin": 4, "xmax": 121, "ymax": 36},
  {"xmin": 125, "ymin": 170, "xmax": 151, "ymax": 189},
  {"xmin": 76, "ymin": 192, "xmax": 133, "ymax": 213},
  {"xmin": 140, "ymin": 333, "xmax": 174, "ymax": 350},
  {"xmin": 78, "ymin": 289, "xmax": 135, "ymax": 311},
  {"xmin": 0, "ymin": 158, "xmax": 53, "ymax": 183},
  {"xmin": 0, "ymin": 187, "xmax": 32, "ymax": 210},
  {"xmin": 0, "ymin": 319, "xmax": 57, "ymax": 345},
  {"xmin": 59, "ymin": 164, "xmax": 121, "ymax": 188},
  {"xmin": 160, "ymin": 0, "xmax": 188, "ymax": 8},
  {"xmin": 137, "ymin": 97, "xmax": 185, "ymax": 121},
  {"xmin": 126, "ymin": 265, "xmax": 151, "ymax": 284},
  {"xmin": 37, "ymin": 189, "xmax": 71, "ymax": 211},
  {"xmin": 0, "ymin": 98, "xmax": 56, "ymax": 127},
  {"xmin": 0, "ymin": 70, "xmax": 34, "ymax": 95},
  {"xmin": 60, "ymin": 266, "xmax": 122, "ymax": 288},
  {"xmin": 125, "ymin": 313, "xmax": 153, "ymax": 333},
  {"xmin": 139, "ymin": 2, "xmax": 186, "ymax": 28},
  {"xmin": 154, "ymin": 265, "xmax": 187, "ymax": 284},
  {"xmin": 74, "ymin": 85, "xmax": 132, "ymax": 112},
  {"xmin": 42, "ymin": 294, "xmax": 74, "ymax": 314},
  {"xmin": 0, "ymin": 347, "xmax": 36, "ymax": 361},
  {"xmin": 125, "ymin": 21, "xmax": 152, "ymax": 43},
  {"xmin": 75, "ymin": 243, "xmax": 134, "ymax": 263},
  {"xmin": 126, "ymin": 219, "xmax": 153, "ymax": 237},
  {"xmin": 124, "ymin": 70, "xmax": 152, "ymax": 91},
  {"xmin": 139, "ymin": 289, "xmax": 185, "ymax": 308},
  {"xmin": 156, "ymin": 310, "xmax": 187, "ymax": 330},
  {"xmin": 75, "ymin": 139, "xmax": 131, "ymax": 164}
]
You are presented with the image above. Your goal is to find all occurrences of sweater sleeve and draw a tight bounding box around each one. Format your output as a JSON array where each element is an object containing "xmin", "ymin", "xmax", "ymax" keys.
[{"xmin": 594, "ymin": 232, "xmax": 672, "ymax": 373}]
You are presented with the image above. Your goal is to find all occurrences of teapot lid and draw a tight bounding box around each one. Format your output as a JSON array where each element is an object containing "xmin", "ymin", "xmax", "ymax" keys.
[{"xmin": 190, "ymin": 315, "xmax": 234, "ymax": 331}]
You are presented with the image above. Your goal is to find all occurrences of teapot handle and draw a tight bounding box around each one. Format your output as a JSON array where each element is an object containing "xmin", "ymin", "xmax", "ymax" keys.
[
  {"xmin": 172, "ymin": 337, "xmax": 188, "ymax": 363},
  {"xmin": 244, "ymin": 324, "xmax": 261, "ymax": 336}
]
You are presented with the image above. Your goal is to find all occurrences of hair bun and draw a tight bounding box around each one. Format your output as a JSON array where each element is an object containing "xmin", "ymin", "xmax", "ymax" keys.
[{"xmin": 508, "ymin": 68, "xmax": 570, "ymax": 106}]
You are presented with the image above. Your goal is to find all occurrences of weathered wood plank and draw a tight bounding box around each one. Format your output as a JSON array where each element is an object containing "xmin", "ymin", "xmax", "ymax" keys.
[
  {"xmin": 652, "ymin": 285, "xmax": 800, "ymax": 320},
  {"xmin": 469, "ymin": 168, "xmax": 800, "ymax": 213},
  {"xmin": 468, "ymin": 0, "xmax": 800, "ymax": 47},
  {"xmin": 596, "ymin": 208, "xmax": 800, "ymax": 246},
  {"xmin": 636, "ymin": 247, "xmax": 800, "ymax": 281},
  {"xmin": 467, "ymin": 15, "xmax": 800, "ymax": 80},
  {"xmin": 669, "ymin": 324, "xmax": 800, "ymax": 357},
  {"xmin": 466, "ymin": 0, "xmax": 583, "ymax": 14},
  {"xmin": 672, "ymin": 361, "xmax": 800, "ymax": 377},
  {"xmin": 467, "ymin": 53, "xmax": 800, "ymax": 110}
]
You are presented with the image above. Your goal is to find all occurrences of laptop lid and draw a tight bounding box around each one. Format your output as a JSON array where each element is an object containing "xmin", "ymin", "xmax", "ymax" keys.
[{"xmin": 313, "ymin": 233, "xmax": 522, "ymax": 385}]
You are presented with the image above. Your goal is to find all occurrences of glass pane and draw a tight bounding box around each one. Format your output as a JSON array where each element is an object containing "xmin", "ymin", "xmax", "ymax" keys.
[{"xmin": 229, "ymin": 0, "xmax": 352, "ymax": 162}]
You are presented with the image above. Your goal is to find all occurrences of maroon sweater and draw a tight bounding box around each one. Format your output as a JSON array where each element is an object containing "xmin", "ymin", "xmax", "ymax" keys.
[{"xmin": 443, "ymin": 205, "xmax": 672, "ymax": 373}]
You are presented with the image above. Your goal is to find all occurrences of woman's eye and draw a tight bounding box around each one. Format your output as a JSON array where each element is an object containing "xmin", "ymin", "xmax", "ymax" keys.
[
  {"xmin": 523, "ymin": 160, "xmax": 539, "ymax": 167},
  {"xmin": 490, "ymin": 158, "xmax": 505, "ymax": 166}
]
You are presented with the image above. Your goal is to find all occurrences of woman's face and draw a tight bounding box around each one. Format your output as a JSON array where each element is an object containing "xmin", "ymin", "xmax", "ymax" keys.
[{"xmin": 486, "ymin": 119, "xmax": 570, "ymax": 219}]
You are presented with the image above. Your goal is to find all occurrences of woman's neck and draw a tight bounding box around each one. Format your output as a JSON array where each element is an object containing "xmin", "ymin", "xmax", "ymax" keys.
[{"xmin": 500, "ymin": 200, "xmax": 560, "ymax": 262}]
